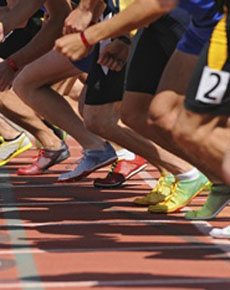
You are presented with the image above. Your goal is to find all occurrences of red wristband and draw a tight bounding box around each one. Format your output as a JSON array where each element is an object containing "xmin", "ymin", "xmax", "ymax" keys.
[
  {"xmin": 80, "ymin": 31, "xmax": 91, "ymax": 48},
  {"xmin": 6, "ymin": 58, "xmax": 18, "ymax": 72}
]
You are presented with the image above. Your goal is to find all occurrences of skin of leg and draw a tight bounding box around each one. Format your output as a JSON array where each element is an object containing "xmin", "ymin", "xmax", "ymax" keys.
[
  {"xmin": 222, "ymin": 147, "xmax": 230, "ymax": 184},
  {"xmin": 13, "ymin": 49, "xmax": 105, "ymax": 151},
  {"xmin": 0, "ymin": 115, "xmax": 20, "ymax": 139},
  {"xmin": 84, "ymin": 100, "xmax": 194, "ymax": 174},
  {"xmin": 0, "ymin": 89, "xmax": 62, "ymax": 149},
  {"xmin": 173, "ymin": 108, "xmax": 229, "ymax": 182},
  {"xmin": 122, "ymin": 49, "xmax": 221, "ymax": 180}
]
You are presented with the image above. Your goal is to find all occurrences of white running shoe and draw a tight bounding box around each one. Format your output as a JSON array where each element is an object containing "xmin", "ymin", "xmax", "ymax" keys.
[
  {"xmin": 0, "ymin": 132, "xmax": 32, "ymax": 167},
  {"xmin": 209, "ymin": 225, "xmax": 230, "ymax": 239}
]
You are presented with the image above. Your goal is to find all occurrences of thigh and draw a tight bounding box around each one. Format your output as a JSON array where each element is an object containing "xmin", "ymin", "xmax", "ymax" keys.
[
  {"xmin": 156, "ymin": 49, "xmax": 198, "ymax": 94},
  {"xmin": 14, "ymin": 49, "xmax": 81, "ymax": 88}
]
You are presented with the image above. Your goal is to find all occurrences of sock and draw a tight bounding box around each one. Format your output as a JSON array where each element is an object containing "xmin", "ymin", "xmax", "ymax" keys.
[{"xmin": 176, "ymin": 168, "xmax": 200, "ymax": 181}]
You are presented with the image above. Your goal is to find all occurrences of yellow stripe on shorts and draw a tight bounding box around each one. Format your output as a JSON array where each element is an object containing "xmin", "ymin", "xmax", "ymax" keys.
[{"xmin": 208, "ymin": 14, "xmax": 228, "ymax": 70}]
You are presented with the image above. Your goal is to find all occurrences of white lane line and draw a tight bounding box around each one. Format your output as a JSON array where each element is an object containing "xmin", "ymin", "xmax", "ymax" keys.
[
  {"xmin": 0, "ymin": 244, "xmax": 220, "ymax": 255},
  {"xmin": 0, "ymin": 278, "xmax": 230, "ymax": 288},
  {"xmin": 0, "ymin": 200, "xmax": 128, "ymax": 207},
  {"xmin": 138, "ymin": 171, "xmax": 158, "ymax": 188},
  {"xmin": 0, "ymin": 219, "xmax": 208, "ymax": 228},
  {"xmin": 191, "ymin": 221, "xmax": 230, "ymax": 257},
  {"xmin": 0, "ymin": 183, "xmax": 91, "ymax": 188}
]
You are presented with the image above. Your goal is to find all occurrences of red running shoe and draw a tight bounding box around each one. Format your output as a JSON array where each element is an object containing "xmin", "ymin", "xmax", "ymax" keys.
[
  {"xmin": 17, "ymin": 142, "xmax": 70, "ymax": 175},
  {"xmin": 94, "ymin": 154, "xmax": 147, "ymax": 188}
]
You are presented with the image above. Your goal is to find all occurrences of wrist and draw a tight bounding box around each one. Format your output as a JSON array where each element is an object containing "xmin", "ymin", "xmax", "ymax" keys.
[
  {"xmin": 80, "ymin": 31, "xmax": 91, "ymax": 48},
  {"xmin": 6, "ymin": 58, "xmax": 19, "ymax": 72}
]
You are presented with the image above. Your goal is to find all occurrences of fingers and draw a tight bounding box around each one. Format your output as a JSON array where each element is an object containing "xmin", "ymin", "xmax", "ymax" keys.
[{"xmin": 98, "ymin": 53, "xmax": 125, "ymax": 71}]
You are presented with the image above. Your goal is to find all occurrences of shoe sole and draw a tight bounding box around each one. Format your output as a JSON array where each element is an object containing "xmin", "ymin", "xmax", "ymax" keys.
[
  {"xmin": 185, "ymin": 198, "xmax": 230, "ymax": 220},
  {"xmin": 94, "ymin": 163, "xmax": 147, "ymax": 188},
  {"xmin": 58, "ymin": 156, "xmax": 118, "ymax": 183},
  {"xmin": 210, "ymin": 234, "xmax": 230, "ymax": 239},
  {"xmin": 0, "ymin": 142, "xmax": 32, "ymax": 167},
  {"xmin": 149, "ymin": 181, "xmax": 210, "ymax": 214}
]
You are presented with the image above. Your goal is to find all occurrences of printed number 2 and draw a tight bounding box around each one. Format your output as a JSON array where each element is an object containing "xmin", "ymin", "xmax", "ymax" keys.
[{"xmin": 195, "ymin": 66, "xmax": 230, "ymax": 104}]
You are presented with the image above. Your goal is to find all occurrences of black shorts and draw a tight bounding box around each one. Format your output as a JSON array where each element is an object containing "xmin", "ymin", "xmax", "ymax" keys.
[
  {"xmin": 85, "ymin": 44, "xmax": 126, "ymax": 105},
  {"xmin": 0, "ymin": 16, "xmax": 42, "ymax": 59},
  {"xmin": 185, "ymin": 14, "xmax": 230, "ymax": 116},
  {"xmin": 126, "ymin": 11, "xmax": 188, "ymax": 95}
]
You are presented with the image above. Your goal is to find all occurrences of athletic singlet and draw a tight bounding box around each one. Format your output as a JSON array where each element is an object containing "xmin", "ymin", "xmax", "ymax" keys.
[{"xmin": 179, "ymin": 0, "xmax": 222, "ymax": 26}]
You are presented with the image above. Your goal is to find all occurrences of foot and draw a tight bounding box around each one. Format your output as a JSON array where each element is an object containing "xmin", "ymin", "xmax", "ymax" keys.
[
  {"xmin": 0, "ymin": 132, "xmax": 32, "ymax": 167},
  {"xmin": 94, "ymin": 154, "xmax": 147, "ymax": 188},
  {"xmin": 209, "ymin": 225, "xmax": 230, "ymax": 239},
  {"xmin": 185, "ymin": 184, "xmax": 230, "ymax": 220},
  {"xmin": 17, "ymin": 141, "xmax": 70, "ymax": 175},
  {"xmin": 134, "ymin": 174, "xmax": 175, "ymax": 205},
  {"xmin": 58, "ymin": 141, "xmax": 117, "ymax": 182},
  {"xmin": 148, "ymin": 172, "xmax": 210, "ymax": 213}
]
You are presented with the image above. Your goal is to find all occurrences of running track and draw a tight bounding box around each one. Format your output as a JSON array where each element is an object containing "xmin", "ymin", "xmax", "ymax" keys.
[{"xmin": 0, "ymin": 138, "xmax": 230, "ymax": 290}]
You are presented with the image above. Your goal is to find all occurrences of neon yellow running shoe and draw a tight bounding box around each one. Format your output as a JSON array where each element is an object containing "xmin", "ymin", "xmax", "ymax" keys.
[
  {"xmin": 185, "ymin": 184, "xmax": 230, "ymax": 220},
  {"xmin": 0, "ymin": 132, "xmax": 32, "ymax": 167},
  {"xmin": 134, "ymin": 174, "xmax": 176, "ymax": 205},
  {"xmin": 148, "ymin": 172, "xmax": 210, "ymax": 213}
]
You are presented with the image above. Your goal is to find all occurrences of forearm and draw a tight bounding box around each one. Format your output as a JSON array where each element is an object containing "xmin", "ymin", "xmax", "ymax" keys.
[
  {"xmin": 1, "ymin": 0, "xmax": 45, "ymax": 34},
  {"xmin": 10, "ymin": 18, "xmax": 67, "ymax": 69},
  {"xmin": 78, "ymin": 0, "xmax": 104, "ymax": 22},
  {"xmin": 85, "ymin": 0, "xmax": 177, "ymax": 44}
]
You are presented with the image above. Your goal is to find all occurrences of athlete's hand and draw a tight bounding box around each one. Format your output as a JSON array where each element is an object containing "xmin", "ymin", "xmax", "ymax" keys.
[
  {"xmin": 63, "ymin": 8, "xmax": 93, "ymax": 35},
  {"xmin": 98, "ymin": 39, "xmax": 130, "ymax": 72},
  {"xmin": 55, "ymin": 33, "xmax": 92, "ymax": 61},
  {"xmin": 0, "ymin": 60, "xmax": 16, "ymax": 91}
]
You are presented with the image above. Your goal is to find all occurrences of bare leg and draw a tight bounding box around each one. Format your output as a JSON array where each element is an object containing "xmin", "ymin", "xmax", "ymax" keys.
[
  {"xmin": 0, "ymin": 115, "xmax": 20, "ymax": 139},
  {"xmin": 84, "ymin": 101, "xmax": 193, "ymax": 174},
  {"xmin": 0, "ymin": 89, "xmax": 62, "ymax": 150},
  {"xmin": 14, "ymin": 49, "xmax": 105, "ymax": 151}
]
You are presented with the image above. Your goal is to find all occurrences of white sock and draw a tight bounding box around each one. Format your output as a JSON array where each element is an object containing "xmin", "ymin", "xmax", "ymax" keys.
[
  {"xmin": 176, "ymin": 168, "xmax": 200, "ymax": 181},
  {"xmin": 116, "ymin": 149, "xmax": 135, "ymax": 160}
]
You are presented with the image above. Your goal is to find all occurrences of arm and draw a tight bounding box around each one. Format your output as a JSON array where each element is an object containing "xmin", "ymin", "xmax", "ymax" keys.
[
  {"xmin": 84, "ymin": 0, "xmax": 178, "ymax": 44},
  {"xmin": 55, "ymin": 0, "xmax": 177, "ymax": 61},
  {"xmin": 63, "ymin": 0, "xmax": 104, "ymax": 34},
  {"xmin": 9, "ymin": 0, "xmax": 71, "ymax": 69},
  {"xmin": 0, "ymin": 0, "xmax": 71, "ymax": 91},
  {"xmin": 0, "ymin": 0, "xmax": 45, "ymax": 35}
]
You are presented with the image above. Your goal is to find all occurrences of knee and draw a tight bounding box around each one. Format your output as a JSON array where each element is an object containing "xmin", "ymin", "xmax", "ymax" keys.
[
  {"xmin": 13, "ymin": 74, "xmax": 31, "ymax": 103},
  {"xmin": 173, "ymin": 113, "xmax": 207, "ymax": 150},
  {"xmin": 121, "ymin": 107, "xmax": 145, "ymax": 132}
]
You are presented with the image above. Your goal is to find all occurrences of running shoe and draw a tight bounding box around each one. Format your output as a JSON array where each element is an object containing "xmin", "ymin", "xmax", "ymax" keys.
[
  {"xmin": 94, "ymin": 155, "xmax": 147, "ymax": 188},
  {"xmin": 0, "ymin": 132, "xmax": 32, "ymax": 167},
  {"xmin": 58, "ymin": 141, "xmax": 117, "ymax": 182},
  {"xmin": 17, "ymin": 141, "xmax": 70, "ymax": 175},
  {"xmin": 209, "ymin": 225, "xmax": 230, "ymax": 239},
  {"xmin": 134, "ymin": 174, "xmax": 175, "ymax": 205},
  {"xmin": 148, "ymin": 172, "xmax": 210, "ymax": 213},
  {"xmin": 185, "ymin": 184, "xmax": 230, "ymax": 220}
]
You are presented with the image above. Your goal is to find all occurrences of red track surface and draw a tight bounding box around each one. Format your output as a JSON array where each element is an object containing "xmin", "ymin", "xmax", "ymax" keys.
[{"xmin": 0, "ymin": 138, "xmax": 230, "ymax": 290}]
